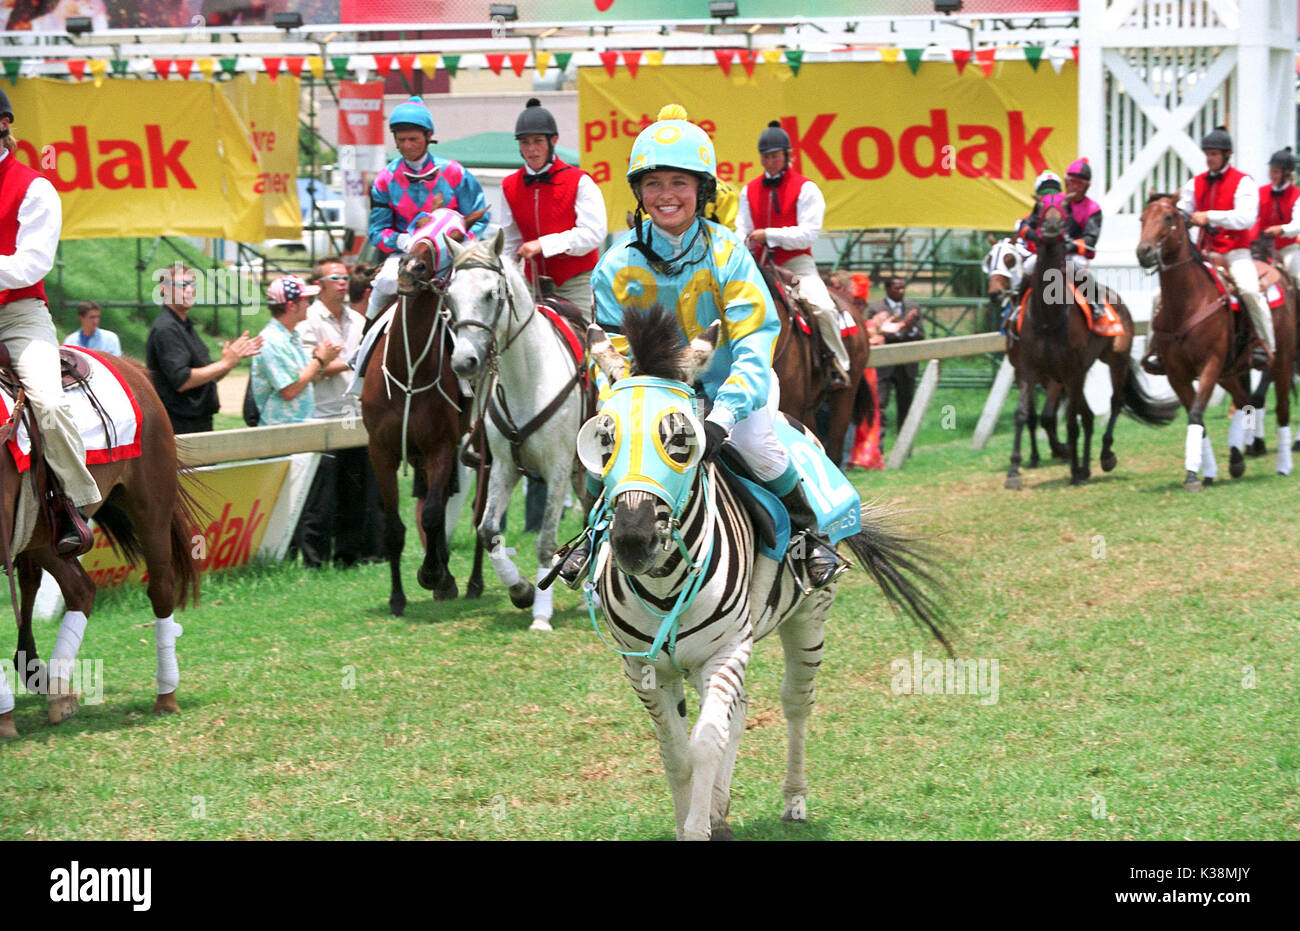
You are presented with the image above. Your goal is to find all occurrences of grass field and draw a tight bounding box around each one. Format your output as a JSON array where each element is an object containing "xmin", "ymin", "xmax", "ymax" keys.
[{"xmin": 2, "ymin": 387, "xmax": 1297, "ymax": 840}]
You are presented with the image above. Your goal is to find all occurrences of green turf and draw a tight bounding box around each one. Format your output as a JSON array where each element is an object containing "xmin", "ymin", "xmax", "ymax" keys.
[{"xmin": 2, "ymin": 389, "xmax": 1296, "ymax": 840}]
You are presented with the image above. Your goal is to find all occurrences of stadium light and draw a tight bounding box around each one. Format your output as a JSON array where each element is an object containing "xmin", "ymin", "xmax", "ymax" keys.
[
  {"xmin": 933, "ymin": 0, "xmax": 963, "ymax": 12},
  {"xmin": 709, "ymin": 1, "xmax": 739, "ymax": 20},
  {"xmin": 273, "ymin": 12, "xmax": 304, "ymax": 30},
  {"xmin": 490, "ymin": 4, "xmax": 519, "ymax": 20},
  {"xmin": 65, "ymin": 17, "xmax": 94, "ymax": 35}
]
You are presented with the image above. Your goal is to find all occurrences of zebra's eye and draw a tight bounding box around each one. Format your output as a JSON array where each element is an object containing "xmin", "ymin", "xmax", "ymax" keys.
[
  {"xmin": 596, "ymin": 414, "xmax": 617, "ymax": 465},
  {"xmin": 577, "ymin": 412, "xmax": 619, "ymax": 475},
  {"xmin": 659, "ymin": 411, "xmax": 696, "ymax": 465}
]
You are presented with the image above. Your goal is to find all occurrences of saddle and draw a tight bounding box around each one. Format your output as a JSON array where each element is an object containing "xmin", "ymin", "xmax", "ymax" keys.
[
  {"xmin": 763, "ymin": 262, "xmax": 837, "ymax": 377},
  {"xmin": 0, "ymin": 345, "xmax": 93, "ymax": 393},
  {"xmin": 1203, "ymin": 254, "xmax": 1289, "ymax": 305}
]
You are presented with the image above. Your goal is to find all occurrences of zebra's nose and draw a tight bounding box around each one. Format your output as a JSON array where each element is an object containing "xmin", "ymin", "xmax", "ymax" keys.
[{"xmin": 611, "ymin": 495, "xmax": 659, "ymax": 575}]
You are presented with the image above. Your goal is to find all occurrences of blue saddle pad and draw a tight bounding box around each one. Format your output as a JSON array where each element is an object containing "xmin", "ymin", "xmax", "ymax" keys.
[
  {"xmin": 775, "ymin": 420, "xmax": 862, "ymax": 544},
  {"xmin": 716, "ymin": 464, "xmax": 789, "ymax": 562}
]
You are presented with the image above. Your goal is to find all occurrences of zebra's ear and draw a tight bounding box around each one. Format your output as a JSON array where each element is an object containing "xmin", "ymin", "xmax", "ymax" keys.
[
  {"xmin": 588, "ymin": 323, "xmax": 627, "ymax": 383},
  {"xmin": 681, "ymin": 320, "xmax": 720, "ymax": 384}
]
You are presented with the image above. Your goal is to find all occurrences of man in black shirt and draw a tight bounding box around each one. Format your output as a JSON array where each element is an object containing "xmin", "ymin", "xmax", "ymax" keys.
[
  {"xmin": 867, "ymin": 275, "xmax": 926, "ymax": 437},
  {"xmin": 145, "ymin": 262, "xmax": 261, "ymax": 434}
]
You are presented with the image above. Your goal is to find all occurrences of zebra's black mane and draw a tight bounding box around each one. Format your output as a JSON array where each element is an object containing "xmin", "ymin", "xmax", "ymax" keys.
[{"xmin": 622, "ymin": 305, "xmax": 687, "ymax": 381}]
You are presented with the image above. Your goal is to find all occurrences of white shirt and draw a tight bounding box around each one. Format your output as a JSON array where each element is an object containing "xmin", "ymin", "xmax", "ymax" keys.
[
  {"xmin": 499, "ymin": 162, "xmax": 607, "ymax": 260},
  {"xmin": 0, "ymin": 147, "xmax": 62, "ymax": 292},
  {"xmin": 735, "ymin": 174, "xmax": 826, "ymax": 253},
  {"xmin": 1176, "ymin": 169, "xmax": 1258, "ymax": 231},
  {"xmin": 296, "ymin": 298, "xmax": 365, "ymax": 418}
]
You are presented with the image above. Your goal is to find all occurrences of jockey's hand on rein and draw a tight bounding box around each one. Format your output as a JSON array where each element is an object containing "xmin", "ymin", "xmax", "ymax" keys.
[{"xmin": 702, "ymin": 421, "xmax": 728, "ymax": 463}]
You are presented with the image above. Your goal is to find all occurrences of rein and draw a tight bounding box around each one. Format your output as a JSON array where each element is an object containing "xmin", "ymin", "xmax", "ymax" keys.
[
  {"xmin": 1145, "ymin": 208, "xmax": 1231, "ymax": 347},
  {"xmin": 0, "ymin": 390, "xmax": 27, "ymax": 634},
  {"xmin": 380, "ymin": 286, "xmax": 457, "ymax": 477}
]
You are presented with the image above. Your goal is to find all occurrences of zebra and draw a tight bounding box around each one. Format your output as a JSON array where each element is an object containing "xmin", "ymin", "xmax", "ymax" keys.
[{"xmin": 579, "ymin": 306, "xmax": 951, "ymax": 841}]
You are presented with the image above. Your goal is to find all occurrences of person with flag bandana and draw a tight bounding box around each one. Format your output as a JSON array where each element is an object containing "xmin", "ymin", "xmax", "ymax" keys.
[
  {"xmin": 365, "ymin": 96, "xmax": 490, "ymax": 322},
  {"xmin": 736, "ymin": 120, "xmax": 851, "ymax": 389},
  {"xmin": 1254, "ymin": 147, "xmax": 1300, "ymax": 285}
]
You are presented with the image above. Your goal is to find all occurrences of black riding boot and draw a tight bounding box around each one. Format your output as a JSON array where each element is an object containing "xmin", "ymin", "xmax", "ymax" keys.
[
  {"xmin": 779, "ymin": 486, "xmax": 843, "ymax": 589},
  {"xmin": 52, "ymin": 494, "xmax": 93, "ymax": 558}
]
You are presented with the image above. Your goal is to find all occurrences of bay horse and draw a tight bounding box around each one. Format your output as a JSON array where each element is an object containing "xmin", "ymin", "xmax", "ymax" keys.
[
  {"xmin": 362, "ymin": 211, "xmax": 483, "ymax": 616},
  {"xmin": 1, "ymin": 352, "xmax": 201, "ymax": 738},
  {"xmin": 759, "ymin": 256, "xmax": 869, "ymax": 467},
  {"xmin": 1136, "ymin": 195, "xmax": 1297, "ymax": 488},
  {"xmin": 1006, "ymin": 199, "xmax": 1178, "ymax": 489}
]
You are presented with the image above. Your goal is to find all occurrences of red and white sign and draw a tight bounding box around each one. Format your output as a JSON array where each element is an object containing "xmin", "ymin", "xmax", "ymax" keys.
[{"xmin": 338, "ymin": 81, "xmax": 387, "ymax": 147}]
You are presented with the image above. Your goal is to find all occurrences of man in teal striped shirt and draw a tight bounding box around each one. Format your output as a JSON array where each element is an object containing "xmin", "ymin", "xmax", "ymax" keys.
[{"xmin": 251, "ymin": 276, "xmax": 341, "ymax": 426}]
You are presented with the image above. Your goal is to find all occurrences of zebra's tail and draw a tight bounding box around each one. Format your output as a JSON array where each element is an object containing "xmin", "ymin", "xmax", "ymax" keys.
[{"xmin": 842, "ymin": 501, "xmax": 954, "ymax": 656}]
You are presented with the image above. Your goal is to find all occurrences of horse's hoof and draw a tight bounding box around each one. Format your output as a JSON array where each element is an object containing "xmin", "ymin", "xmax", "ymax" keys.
[
  {"xmin": 1184, "ymin": 471, "xmax": 1202, "ymax": 492},
  {"xmin": 47, "ymin": 683, "xmax": 79, "ymax": 724},
  {"xmin": 153, "ymin": 692, "xmax": 180, "ymax": 715},
  {"xmin": 1247, "ymin": 437, "xmax": 1266, "ymax": 457},
  {"xmin": 508, "ymin": 581, "xmax": 535, "ymax": 610},
  {"xmin": 710, "ymin": 822, "xmax": 734, "ymax": 841},
  {"xmin": 1100, "ymin": 452, "xmax": 1117, "ymax": 472},
  {"xmin": 1026, "ymin": 456, "xmax": 1041, "ymax": 469},
  {"xmin": 434, "ymin": 578, "xmax": 458, "ymax": 602},
  {"xmin": 1202, "ymin": 476, "xmax": 1214, "ymax": 486},
  {"xmin": 1229, "ymin": 449, "xmax": 1245, "ymax": 479},
  {"xmin": 1004, "ymin": 474, "xmax": 1022, "ymax": 491},
  {"xmin": 389, "ymin": 598, "xmax": 406, "ymax": 617},
  {"xmin": 1051, "ymin": 447, "xmax": 1069, "ymax": 461},
  {"xmin": 465, "ymin": 580, "xmax": 484, "ymax": 599},
  {"xmin": 529, "ymin": 617, "xmax": 554, "ymax": 632},
  {"xmin": 417, "ymin": 564, "xmax": 437, "ymax": 591},
  {"xmin": 0, "ymin": 711, "xmax": 17, "ymax": 738}
]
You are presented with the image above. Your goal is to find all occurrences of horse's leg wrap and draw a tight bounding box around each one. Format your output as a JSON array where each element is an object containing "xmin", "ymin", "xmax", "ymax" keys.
[
  {"xmin": 1227, "ymin": 408, "xmax": 1247, "ymax": 451},
  {"xmin": 530, "ymin": 566, "xmax": 554, "ymax": 630},
  {"xmin": 0, "ymin": 659, "xmax": 14, "ymax": 716},
  {"xmin": 1277, "ymin": 426, "xmax": 1293, "ymax": 476},
  {"xmin": 155, "ymin": 614, "xmax": 184, "ymax": 696},
  {"xmin": 1253, "ymin": 406, "xmax": 1267, "ymax": 443},
  {"xmin": 1184, "ymin": 423, "xmax": 1205, "ymax": 474},
  {"xmin": 48, "ymin": 610, "xmax": 88, "ymax": 688},
  {"xmin": 1200, "ymin": 436, "xmax": 1218, "ymax": 480},
  {"xmin": 487, "ymin": 539, "xmax": 521, "ymax": 587}
]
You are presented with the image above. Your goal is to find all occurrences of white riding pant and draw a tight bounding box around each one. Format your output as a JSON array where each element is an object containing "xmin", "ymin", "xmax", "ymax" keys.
[
  {"xmin": 780, "ymin": 253, "xmax": 850, "ymax": 376},
  {"xmin": 719, "ymin": 371, "xmax": 789, "ymax": 483},
  {"xmin": 366, "ymin": 253, "xmax": 402, "ymax": 321},
  {"xmin": 550, "ymin": 271, "xmax": 594, "ymax": 322},
  {"xmin": 1223, "ymin": 248, "xmax": 1275, "ymax": 353},
  {"xmin": 1278, "ymin": 243, "xmax": 1300, "ymax": 286}
]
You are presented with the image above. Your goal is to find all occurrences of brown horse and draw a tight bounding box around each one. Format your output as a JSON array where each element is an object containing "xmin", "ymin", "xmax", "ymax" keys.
[
  {"xmin": 760, "ymin": 258, "xmax": 869, "ymax": 466},
  {"xmin": 362, "ymin": 230, "xmax": 488, "ymax": 617},
  {"xmin": 1, "ymin": 353, "xmax": 201, "ymax": 738},
  {"xmin": 1006, "ymin": 199, "xmax": 1178, "ymax": 489},
  {"xmin": 1136, "ymin": 195, "xmax": 1297, "ymax": 489}
]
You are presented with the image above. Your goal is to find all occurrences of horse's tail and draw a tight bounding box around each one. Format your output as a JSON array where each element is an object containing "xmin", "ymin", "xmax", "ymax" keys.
[
  {"xmin": 852, "ymin": 371, "xmax": 875, "ymax": 428},
  {"xmin": 1121, "ymin": 357, "xmax": 1181, "ymax": 426},
  {"xmin": 842, "ymin": 501, "xmax": 953, "ymax": 655}
]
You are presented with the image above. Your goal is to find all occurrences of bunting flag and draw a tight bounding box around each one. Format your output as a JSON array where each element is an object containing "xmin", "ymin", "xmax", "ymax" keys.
[
  {"xmin": 761, "ymin": 49, "xmax": 782, "ymax": 66},
  {"xmin": 737, "ymin": 48, "xmax": 756, "ymax": 78},
  {"xmin": 1071, "ymin": 45, "xmax": 1080, "ymax": 65},
  {"xmin": 1049, "ymin": 49, "xmax": 1065, "ymax": 74},
  {"xmin": 507, "ymin": 52, "xmax": 528, "ymax": 77},
  {"xmin": 644, "ymin": 50, "xmax": 664, "ymax": 68},
  {"xmin": 880, "ymin": 47, "xmax": 901, "ymax": 64},
  {"xmin": 89, "ymin": 59, "xmax": 108, "ymax": 87},
  {"xmin": 198, "ymin": 58, "xmax": 216, "ymax": 81},
  {"xmin": 419, "ymin": 54, "xmax": 439, "ymax": 77},
  {"xmin": 307, "ymin": 57, "xmax": 324, "ymax": 79},
  {"xmin": 1024, "ymin": 45, "xmax": 1044, "ymax": 71},
  {"xmin": 485, "ymin": 53, "xmax": 506, "ymax": 76},
  {"xmin": 396, "ymin": 53, "xmax": 416, "ymax": 82},
  {"xmin": 331, "ymin": 56, "xmax": 349, "ymax": 79},
  {"xmin": 374, "ymin": 54, "xmax": 393, "ymax": 78},
  {"xmin": 354, "ymin": 65, "xmax": 370, "ymax": 83},
  {"xmin": 975, "ymin": 48, "xmax": 997, "ymax": 78},
  {"xmin": 442, "ymin": 54, "xmax": 461, "ymax": 77},
  {"xmin": 154, "ymin": 58, "xmax": 174, "ymax": 79},
  {"xmin": 785, "ymin": 48, "xmax": 805, "ymax": 76},
  {"xmin": 554, "ymin": 51, "xmax": 573, "ymax": 72},
  {"xmin": 4, "ymin": 60, "xmax": 19, "ymax": 85},
  {"xmin": 67, "ymin": 60, "xmax": 86, "ymax": 81},
  {"xmin": 714, "ymin": 48, "xmax": 735, "ymax": 77},
  {"xmin": 599, "ymin": 50, "xmax": 619, "ymax": 77},
  {"xmin": 952, "ymin": 48, "xmax": 971, "ymax": 75},
  {"xmin": 263, "ymin": 58, "xmax": 282, "ymax": 81},
  {"xmin": 113, "ymin": 59, "xmax": 131, "ymax": 76},
  {"xmin": 175, "ymin": 59, "xmax": 194, "ymax": 80},
  {"xmin": 621, "ymin": 49, "xmax": 641, "ymax": 78},
  {"xmin": 534, "ymin": 51, "xmax": 552, "ymax": 76},
  {"xmin": 903, "ymin": 47, "xmax": 924, "ymax": 74},
  {"xmin": 284, "ymin": 57, "xmax": 305, "ymax": 79}
]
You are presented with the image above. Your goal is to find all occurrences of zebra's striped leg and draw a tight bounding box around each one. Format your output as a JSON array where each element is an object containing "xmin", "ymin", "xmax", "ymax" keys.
[
  {"xmin": 683, "ymin": 638, "xmax": 753, "ymax": 841},
  {"xmin": 623, "ymin": 658, "xmax": 692, "ymax": 839},
  {"xmin": 778, "ymin": 601, "xmax": 828, "ymax": 822},
  {"xmin": 709, "ymin": 688, "xmax": 747, "ymax": 840}
]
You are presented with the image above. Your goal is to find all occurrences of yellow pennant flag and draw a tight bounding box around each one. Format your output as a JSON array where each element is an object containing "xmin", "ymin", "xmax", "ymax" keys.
[
  {"xmin": 419, "ymin": 54, "xmax": 439, "ymax": 78},
  {"xmin": 88, "ymin": 59, "xmax": 108, "ymax": 87},
  {"xmin": 644, "ymin": 50, "xmax": 665, "ymax": 67},
  {"xmin": 535, "ymin": 51, "xmax": 552, "ymax": 76},
  {"xmin": 880, "ymin": 47, "xmax": 901, "ymax": 64},
  {"xmin": 196, "ymin": 58, "xmax": 215, "ymax": 81},
  {"xmin": 307, "ymin": 57, "xmax": 324, "ymax": 79},
  {"xmin": 761, "ymin": 50, "xmax": 782, "ymax": 65}
]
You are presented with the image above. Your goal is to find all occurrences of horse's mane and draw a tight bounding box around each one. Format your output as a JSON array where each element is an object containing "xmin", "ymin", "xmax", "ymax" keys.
[
  {"xmin": 1147, "ymin": 192, "xmax": 1177, "ymax": 203},
  {"xmin": 622, "ymin": 305, "xmax": 688, "ymax": 381},
  {"xmin": 450, "ymin": 238, "xmax": 501, "ymax": 269}
]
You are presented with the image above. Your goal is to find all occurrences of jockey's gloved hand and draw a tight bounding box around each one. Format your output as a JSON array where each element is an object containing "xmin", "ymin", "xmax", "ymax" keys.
[
  {"xmin": 702, "ymin": 421, "xmax": 728, "ymax": 463},
  {"xmin": 396, "ymin": 233, "xmax": 414, "ymax": 252}
]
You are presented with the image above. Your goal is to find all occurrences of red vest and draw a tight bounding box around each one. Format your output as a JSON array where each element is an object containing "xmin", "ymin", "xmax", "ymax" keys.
[
  {"xmin": 1192, "ymin": 166, "xmax": 1252, "ymax": 253},
  {"xmin": 744, "ymin": 169, "xmax": 813, "ymax": 265},
  {"xmin": 501, "ymin": 158, "xmax": 599, "ymax": 286},
  {"xmin": 0, "ymin": 154, "xmax": 49, "ymax": 305},
  {"xmin": 1254, "ymin": 183, "xmax": 1300, "ymax": 250}
]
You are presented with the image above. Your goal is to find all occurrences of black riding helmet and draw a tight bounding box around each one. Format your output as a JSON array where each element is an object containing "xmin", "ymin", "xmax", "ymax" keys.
[
  {"xmin": 515, "ymin": 98, "xmax": 558, "ymax": 164},
  {"xmin": 0, "ymin": 87, "xmax": 13, "ymax": 124},
  {"xmin": 1269, "ymin": 147, "xmax": 1296, "ymax": 173},
  {"xmin": 758, "ymin": 120, "xmax": 791, "ymax": 154},
  {"xmin": 1201, "ymin": 126, "xmax": 1233, "ymax": 152}
]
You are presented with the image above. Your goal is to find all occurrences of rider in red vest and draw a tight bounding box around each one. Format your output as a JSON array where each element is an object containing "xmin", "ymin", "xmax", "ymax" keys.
[
  {"xmin": 0, "ymin": 88, "xmax": 98, "ymax": 556},
  {"xmin": 499, "ymin": 98, "xmax": 607, "ymax": 312},
  {"xmin": 737, "ymin": 120, "xmax": 851, "ymax": 388},
  {"xmin": 1169, "ymin": 127, "xmax": 1274, "ymax": 371},
  {"xmin": 1253, "ymin": 147, "xmax": 1300, "ymax": 286}
]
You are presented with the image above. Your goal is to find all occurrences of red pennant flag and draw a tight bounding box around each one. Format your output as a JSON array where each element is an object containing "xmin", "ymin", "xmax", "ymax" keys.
[
  {"xmin": 1071, "ymin": 45, "xmax": 1080, "ymax": 65},
  {"xmin": 485, "ymin": 53, "xmax": 506, "ymax": 76},
  {"xmin": 175, "ymin": 59, "xmax": 195, "ymax": 80},
  {"xmin": 395, "ymin": 54, "xmax": 415, "ymax": 82},
  {"xmin": 67, "ymin": 60, "xmax": 86, "ymax": 81},
  {"xmin": 951, "ymin": 48, "xmax": 971, "ymax": 75},
  {"xmin": 714, "ymin": 48, "xmax": 735, "ymax": 77},
  {"xmin": 737, "ymin": 48, "xmax": 756, "ymax": 78},
  {"xmin": 620, "ymin": 50, "xmax": 642, "ymax": 78},
  {"xmin": 284, "ymin": 57, "xmax": 304, "ymax": 79},
  {"xmin": 374, "ymin": 55, "xmax": 393, "ymax": 78},
  {"xmin": 507, "ymin": 53, "xmax": 527, "ymax": 77},
  {"xmin": 975, "ymin": 48, "xmax": 997, "ymax": 77},
  {"xmin": 599, "ymin": 50, "xmax": 619, "ymax": 77},
  {"xmin": 153, "ymin": 58, "xmax": 174, "ymax": 78},
  {"xmin": 263, "ymin": 57, "xmax": 281, "ymax": 80}
]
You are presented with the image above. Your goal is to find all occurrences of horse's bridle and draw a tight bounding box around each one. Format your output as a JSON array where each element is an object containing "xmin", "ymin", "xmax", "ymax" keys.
[
  {"xmin": 1141, "ymin": 202, "xmax": 1202, "ymax": 275},
  {"xmin": 448, "ymin": 256, "xmax": 535, "ymax": 368}
]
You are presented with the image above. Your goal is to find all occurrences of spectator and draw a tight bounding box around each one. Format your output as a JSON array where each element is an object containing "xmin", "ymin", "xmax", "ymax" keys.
[
  {"xmin": 146, "ymin": 261, "xmax": 261, "ymax": 434},
  {"xmin": 63, "ymin": 301, "xmax": 121, "ymax": 355},
  {"xmin": 294, "ymin": 257, "xmax": 380, "ymax": 569},
  {"xmin": 867, "ymin": 275, "xmax": 925, "ymax": 438},
  {"xmin": 348, "ymin": 264, "xmax": 373, "ymax": 319},
  {"xmin": 250, "ymin": 275, "xmax": 340, "ymax": 427}
]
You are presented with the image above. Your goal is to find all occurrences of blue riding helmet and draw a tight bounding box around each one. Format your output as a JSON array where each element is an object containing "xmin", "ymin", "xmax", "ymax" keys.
[
  {"xmin": 389, "ymin": 96, "xmax": 435, "ymax": 133},
  {"xmin": 626, "ymin": 104, "xmax": 716, "ymax": 183}
]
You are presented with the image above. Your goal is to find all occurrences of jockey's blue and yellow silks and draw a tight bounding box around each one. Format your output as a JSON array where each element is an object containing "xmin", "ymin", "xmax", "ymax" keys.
[
  {"xmin": 591, "ymin": 217, "xmax": 778, "ymax": 430},
  {"xmin": 368, "ymin": 153, "xmax": 489, "ymax": 253}
]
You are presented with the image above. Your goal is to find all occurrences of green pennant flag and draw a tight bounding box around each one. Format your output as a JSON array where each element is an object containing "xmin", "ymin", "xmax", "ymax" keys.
[
  {"xmin": 3, "ymin": 60, "xmax": 19, "ymax": 85},
  {"xmin": 785, "ymin": 49, "xmax": 804, "ymax": 76},
  {"xmin": 554, "ymin": 52, "xmax": 572, "ymax": 73},
  {"xmin": 1024, "ymin": 45, "xmax": 1044, "ymax": 71},
  {"xmin": 441, "ymin": 54, "xmax": 461, "ymax": 78},
  {"xmin": 331, "ymin": 57, "xmax": 349, "ymax": 79},
  {"xmin": 219, "ymin": 57, "xmax": 238, "ymax": 75},
  {"xmin": 903, "ymin": 48, "xmax": 924, "ymax": 74},
  {"xmin": 111, "ymin": 59, "xmax": 128, "ymax": 76}
]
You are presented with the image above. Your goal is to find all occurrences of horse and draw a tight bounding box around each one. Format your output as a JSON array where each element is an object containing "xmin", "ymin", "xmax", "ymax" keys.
[
  {"xmin": 0, "ymin": 352, "xmax": 202, "ymax": 738},
  {"xmin": 581, "ymin": 305, "xmax": 950, "ymax": 840},
  {"xmin": 759, "ymin": 256, "xmax": 870, "ymax": 467},
  {"xmin": 439, "ymin": 231, "xmax": 590, "ymax": 631},
  {"xmin": 983, "ymin": 234, "xmax": 1069, "ymax": 465},
  {"xmin": 1005, "ymin": 199, "xmax": 1179, "ymax": 489},
  {"xmin": 1136, "ymin": 195, "xmax": 1297, "ymax": 488},
  {"xmin": 362, "ymin": 210, "xmax": 483, "ymax": 616}
]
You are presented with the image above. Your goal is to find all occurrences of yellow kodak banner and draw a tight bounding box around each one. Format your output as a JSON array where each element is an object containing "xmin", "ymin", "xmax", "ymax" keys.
[
  {"xmin": 7, "ymin": 76, "xmax": 300, "ymax": 241},
  {"xmin": 578, "ymin": 62, "xmax": 1077, "ymax": 231}
]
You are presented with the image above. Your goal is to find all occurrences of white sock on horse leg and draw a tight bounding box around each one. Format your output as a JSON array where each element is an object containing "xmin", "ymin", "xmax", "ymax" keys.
[
  {"xmin": 532, "ymin": 566, "xmax": 553, "ymax": 622},
  {"xmin": 488, "ymin": 541, "xmax": 521, "ymax": 587},
  {"xmin": 1277, "ymin": 427, "xmax": 1293, "ymax": 475},
  {"xmin": 1254, "ymin": 407, "xmax": 1267, "ymax": 442},
  {"xmin": 49, "ymin": 610, "xmax": 88, "ymax": 684},
  {"xmin": 1185, "ymin": 424, "xmax": 1205, "ymax": 474},
  {"xmin": 1201, "ymin": 436, "xmax": 1218, "ymax": 479},
  {"xmin": 0, "ymin": 661, "xmax": 14, "ymax": 715},
  {"xmin": 1227, "ymin": 409, "xmax": 1247, "ymax": 451},
  {"xmin": 155, "ymin": 614, "xmax": 184, "ymax": 695}
]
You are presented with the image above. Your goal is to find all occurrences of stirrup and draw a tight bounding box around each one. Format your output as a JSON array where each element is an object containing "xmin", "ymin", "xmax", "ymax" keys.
[
  {"xmin": 546, "ymin": 528, "xmax": 594, "ymax": 591},
  {"xmin": 785, "ymin": 531, "xmax": 848, "ymax": 595}
]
